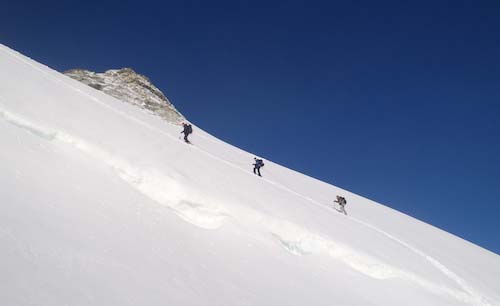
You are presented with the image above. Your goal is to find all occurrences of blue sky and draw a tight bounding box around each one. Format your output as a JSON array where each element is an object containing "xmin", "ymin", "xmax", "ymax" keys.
[{"xmin": 2, "ymin": 0, "xmax": 499, "ymax": 254}]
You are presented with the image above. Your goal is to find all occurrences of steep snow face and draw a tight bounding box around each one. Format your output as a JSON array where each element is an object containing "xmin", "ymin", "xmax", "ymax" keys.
[
  {"xmin": 1, "ymin": 43, "xmax": 499, "ymax": 306},
  {"xmin": 64, "ymin": 68, "xmax": 184, "ymax": 123}
]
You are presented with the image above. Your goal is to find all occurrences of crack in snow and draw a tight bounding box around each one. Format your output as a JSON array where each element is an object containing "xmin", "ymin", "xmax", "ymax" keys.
[
  {"xmin": 0, "ymin": 107, "xmax": 226, "ymax": 230},
  {"xmin": 267, "ymin": 221, "xmax": 490, "ymax": 306}
]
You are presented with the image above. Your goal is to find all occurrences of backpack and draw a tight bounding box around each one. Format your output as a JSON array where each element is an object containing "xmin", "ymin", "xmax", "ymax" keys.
[{"xmin": 187, "ymin": 124, "xmax": 193, "ymax": 134}]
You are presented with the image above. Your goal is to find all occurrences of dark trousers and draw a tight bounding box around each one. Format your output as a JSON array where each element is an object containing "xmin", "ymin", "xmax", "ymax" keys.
[
  {"xmin": 253, "ymin": 166, "xmax": 261, "ymax": 176},
  {"xmin": 183, "ymin": 133, "xmax": 189, "ymax": 142}
]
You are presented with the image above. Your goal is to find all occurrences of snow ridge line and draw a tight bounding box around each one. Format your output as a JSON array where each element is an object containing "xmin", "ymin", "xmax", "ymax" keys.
[
  {"xmin": 270, "ymin": 174, "xmax": 491, "ymax": 305},
  {"xmin": 0, "ymin": 106, "xmax": 491, "ymax": 306},
  {"xmin": 249, "ymin": 175, "xmax": 491, "ymax": 305},
  {"xmin": 268, "ymin": 223, "xmax": 483, "ymax": 305},
  {"xmin": 0, "ymin": 45, "xmax": 491, "ymax": 306},
  {"xmin": 0, "ymin": 106, "xmax": 227, "ymax": 230},
  {"xmin": 348, "ymin": 217, "xmax": 490, "ymax": 306}
]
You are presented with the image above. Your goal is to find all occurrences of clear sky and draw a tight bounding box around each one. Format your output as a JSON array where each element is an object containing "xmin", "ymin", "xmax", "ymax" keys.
[{"xmin": 2, "ymin": 0, "xmax": 499, "ymax": 254}]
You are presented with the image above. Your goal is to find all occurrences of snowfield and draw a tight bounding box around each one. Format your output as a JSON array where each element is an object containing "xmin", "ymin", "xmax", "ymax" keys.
[{"xmin": 1, "ymin": 43, "xmax": 499, "ymax": 306}]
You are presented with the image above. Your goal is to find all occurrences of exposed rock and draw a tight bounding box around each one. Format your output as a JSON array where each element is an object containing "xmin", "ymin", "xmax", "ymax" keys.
[{"xmin": 64, "ymin": 68, "xmax": 185, "ymax": 123}]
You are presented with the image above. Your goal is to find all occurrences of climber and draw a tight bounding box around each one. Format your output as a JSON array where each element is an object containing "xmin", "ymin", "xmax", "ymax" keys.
[
  {"xmin": 334, "ymin": 195, "xmax": 347, "ymax": 215},
  {"xmin": 181, "ymin": 122, "xmax": 193, "ymax": 143},
  {"xmin": 253, "ymin": 157, "xmax": 265, "ymax": 177}
]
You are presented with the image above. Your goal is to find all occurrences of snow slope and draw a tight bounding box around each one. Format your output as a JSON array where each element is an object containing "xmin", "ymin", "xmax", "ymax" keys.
[{"xmin": 1, "ymin": 43, "xmax": 499, "ymax": 306}]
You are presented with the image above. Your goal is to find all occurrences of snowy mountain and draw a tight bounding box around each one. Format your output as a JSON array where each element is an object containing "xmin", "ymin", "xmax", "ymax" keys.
[
  {"xmin": 1, "ymin": 43, "xmax": 499, "ymax": 306},
  {"xmin": 64, "ymin": 68, "xmax": 184, "ymax": 123}
]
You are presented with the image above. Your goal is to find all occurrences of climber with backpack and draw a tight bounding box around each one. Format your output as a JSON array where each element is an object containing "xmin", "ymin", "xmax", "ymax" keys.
[
  {"xmin": 334, "ymin": 195, "xmax": 348, "ymax": 215},
  {"xmin": 181, "ymin": 122, "xmax": 193, "ymax": 143},
  {"xmin": 253, "ymin": 157, "xmax": 265, "ymax": 177}
]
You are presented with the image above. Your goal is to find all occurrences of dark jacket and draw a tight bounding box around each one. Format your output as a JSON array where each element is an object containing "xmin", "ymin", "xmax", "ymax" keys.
[
  {"xmin": 335, "ymin": 196, "xmax": 347, "ymax": 205},
  {"xmin": 182, "ymin": 124, "xmax": 193, "ymax": 135},
  {"xmin": 254, "ymin": 159, "xmax": 264, "ymax": 168}
]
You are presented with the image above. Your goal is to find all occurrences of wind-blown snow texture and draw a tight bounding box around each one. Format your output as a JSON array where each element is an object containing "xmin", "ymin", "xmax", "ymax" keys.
[{"xmin": 1, "ymin": 43, "xmax": 499, "ymax": 306}]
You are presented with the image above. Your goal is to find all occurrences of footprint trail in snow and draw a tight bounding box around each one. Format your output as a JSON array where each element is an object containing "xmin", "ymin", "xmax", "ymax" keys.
[{"xmin": 0, "ymin": 105, "xmax": 492, "ymax": 306}]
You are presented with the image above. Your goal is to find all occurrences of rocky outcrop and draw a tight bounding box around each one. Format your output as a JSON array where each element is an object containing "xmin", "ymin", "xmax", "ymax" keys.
[{"xmin": 64, "ymin": 68, "xmax": 185, "ymax": 123}]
